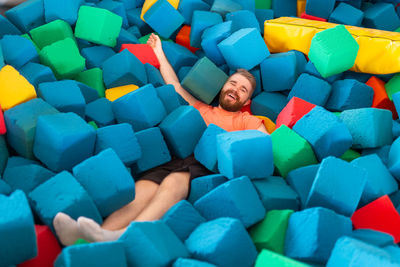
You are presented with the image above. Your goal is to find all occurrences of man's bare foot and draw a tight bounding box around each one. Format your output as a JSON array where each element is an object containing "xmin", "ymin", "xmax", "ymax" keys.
[
  {"xmin": 147, "ymin": 33, "xmax": 164, "ymax": 59},
  {"xmin": 53, "ymin": 212, "xmax": 82, "ymax": 246},
  {"xmin": 77, "ymin": 216, "xmax": 124, "ymax": 243}
]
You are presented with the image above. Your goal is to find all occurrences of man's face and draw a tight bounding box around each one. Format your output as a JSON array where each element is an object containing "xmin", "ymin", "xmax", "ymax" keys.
[{"xmin": 219, "ymin": 73, "xmax": 253, "ymax": 112}]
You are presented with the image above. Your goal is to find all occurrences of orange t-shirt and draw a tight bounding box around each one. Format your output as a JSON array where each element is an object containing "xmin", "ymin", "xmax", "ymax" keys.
[{"xmin": 193, "ymin": 101, "xmax": 263, "ymax": 132}]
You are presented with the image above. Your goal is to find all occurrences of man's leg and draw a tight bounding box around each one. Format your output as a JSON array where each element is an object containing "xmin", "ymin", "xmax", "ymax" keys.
[{"xmin": 101, "ymin": 179, "xmax": 159, "ymax": 230}]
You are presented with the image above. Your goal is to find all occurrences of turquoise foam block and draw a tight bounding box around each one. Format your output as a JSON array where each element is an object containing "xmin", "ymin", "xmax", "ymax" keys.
[
  {"xmin": 155, "ymin": 84, "xmax": 181, "ymax": 114},
  {"xmin": 162, "ymin": 200, "xmax": 206, "ymax": 241},
  {"xmin": 329, "ymin": 2, "xmax": 364, "ymax": 26},
  {"xmin": 159, "ymin": 105, "xmax": 207, "ymax": 158},
  {"xmin": 0, "ymin": 179, "xmax": 11, "ymax": 195},
  {"xmin": 112, "ymin": 84, "xmax": 167, "ymax": 132},
  {"xmin": 178, "ymin": 66, "xmax": 191, "ymax": 81},
  {"xmin": 326, "ymin": 236, "xmax": 399, "ymax": 267},
  {"xmin": 162, "ymin": 41, "xmax": 198, "ymax": 73},
  {"xmin": 43, "ymin": 0, "xmax": 82, "ymax": 25},
  {"xmin": 187, "ymin": 174, "xmax": 228, "ymax": 204},
  {"xmin": 340, "ymin": 108, "xmax": 393, "ymax": 149},
  {"xmin": 218, "ymin": 28, "xmax": 270, "ymax": 71},
  {"xmin": 194, "ymin": 176, "xmax": 266, "ymax": 228},
  {"xmin": 285, "ymin": 207, "xmax": 352, "ymax": 265},
  {"xmin": 1, "ymin": 34, "xmax": 39, "ymax": 69},
  {"xmin": 252, "ymin": 176, "xmax": 300, "ymax": 212},
  {"xmin": 173, "ymin": 258, "xmax": 216, "ymax": 267},
  {"xmin": 72, "ymin": 148, "xmax": 135, "ymax": 217},
  {"xmin": 3, "ymin": 156, "xmax": 54, "ymax": 194},
  {"xmin": 306, "ymin": 156, "xmax": 367, "ymax": 217},
  {"xmin": 97, "ymin": 0, "xmax": 129, "ymax": 28},
  {"xmin": 81, "ymin": 45, "xmax": 116, "ymax": 69},
  {"xmin": 304, "ymin": 61, "xmax": 343, "ymax": 84},
  {"xmin": 126, "ymin": 8, "xmax": 152, "ymax": 36},
  {"xmin": 127, "ymin": 25, "xmax": 141, "ymax": 38},
  {"xmin": 362, "ymin": 145, "xmax": 391, "ymax": 166},
  {"xmin": 292, "ymin": 50, "xmax": 307, "ymax": 76},
  {"xmin": 114, "ymin": 28, "xmax": 140, "ymax": 52},
  {"xmin": 394, "ymin": 119, "xmax": 400, "ymax": 139},
  {"xmin": 325, "ymin": 79, "xmax": 374, "ymax": 111},
  {"xmin": 217, "ymin": 130, "xmax": 273, "ymax": 179},
  {"xmin": 33, "ymin": 112, "xmax": 96, "ymax": 172},
  {"xmin": 145, "ymin": 63, "xmax": 165, "ymax": 87},
  {"xmin": 194, "ymin": 124, "xmax": 227, "ymax": 172},
  {"xmin": 185, "ymin": 217, "xmax": 258, "ymax": 267},
  {"xmin": 102, "ymin": 49, "xmax": 147, "ymax": 88},
  {"xmin": 38, "ymin": 80, "xmax": 86, "ymax": 118},
  {"xmin": 234, "ymin": 0, "xmax": 255, "ymax": 12},
  {"xmin": 144, "ymin": 0, "xmax": 184, "ymax": 39},
  {"xmin": 260, "ymin": 51, "xmax": 298, "ymax": 92},
  {"xmin": 351, "ymin": 229, "xmax": 395, "ymax": 248},
  {"xmin": 29, "ymin": 171, "xmax": 102, "ymax": 230},
  {"xmin": 118, "ymin": 0, "xmax": 137, "ymax": 10},
  {"xmin": 249, "ymin": 67, "xmax": 263, "ymax": 97},
  {"xmin": 95, "ymin": 123, "xmax": 142, "ymax": 166},
  {"xmin": 210, "ymin": 0, "xmax": 242, "ymax": 17},
  {"xmin": 5, "ymin": 0, "xmax": 45, "ymax": 33},
  {"xmin": 272, "ymin": 0, "xmax": 297, "ymax": 18},
  {"xmin": 384, "ymin": 246, "xmax": 400, "ymax": 264},
  {"xmin": 287, "ymin": 164, "xmax": 320, "ymax": 209},
  {"xmin": 85, "ymin": 97, "xmax": 115, "ymax": 127},
  {"xmin": 352, "ymin": 154, "xmax": 398, "ymax": 206},
  {"xmin": 120, "ymin": 221, "xmax": 189, "ymax": 266},
  {"xmin": 305, "ymin": 0, "xmax": 336, "ymax": 19},
  {"xmin": 0, "ymin": 43, "xmax": 3, "ymax": 69},
  {"xmin": 19, "ymin": 62, "xmax": 57, "ymax": 88},
  {"xmin": 288, "ymin": 73, "xmax": 332, "ymax": 106},
  {"xmin": 255, "ymin": 9, "xmax": 274, "ymax": 35},
  {"xmin": 225, "ymin": 10, "xmax": 260, "ymax": 33},
  {"xmin": 251, "ymin": 91, "xmax": 288, "ymax": 122},
  {"xmin": 389, "ymin": 136, "xmax": 400, "ymax": 180},
  {"xmin": 0, "ymin": 135, "xmax": 9, "ymax": 176},
  {"xmin": 181, "ymin": 57, "xmax": 228, "ymax": 104},
  {"xmin": 201, "ymin": 21, "xmax": 232, "ymax": 66},
  {"xmin": 363, "ymin": 3, "xmax": 400, "ymax": 31},
  {"xmin": 292, "ymin": 106, "xmax": 353, "ymax": 161},
  {"xmin": 133, "ymin": 127, "xmax": 171, "ymax": 173},
  {"xmin": 393, "ymin": 92, "xmax": 400, "ymax": 115},
  {"xmin": 54, "ymin": 241, "xmax": 127, "ymax": 267},
  {"xmin": 190, "ymin": 11, "xmax": 223, "ymax": 48},
  {"xmin": 0, "ymin": 190, "xmax": 37, "ymax": 266},
  {"xmin": 178, "ymin": 0, "xmax": 210, "ymax": 25},
  {"xmin": 342, "ymin": 70, "xmax": 370, "ymax": 83},
  {"xmin": 4, "ymin": 98, "xmax": 59, "ymax": 159},
  {"xmin": 76, "ymin": 81, "xmax": 100, "ymax": 103},
  {"xmin": 0, "ymin": 15, "xmax": 21, "ymax": 38}
]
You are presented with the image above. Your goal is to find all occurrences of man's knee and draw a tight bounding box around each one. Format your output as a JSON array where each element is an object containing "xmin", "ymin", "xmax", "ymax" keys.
[{"xmin": 160, "ymin": 172, "xmax": 190, "ymax": 199}]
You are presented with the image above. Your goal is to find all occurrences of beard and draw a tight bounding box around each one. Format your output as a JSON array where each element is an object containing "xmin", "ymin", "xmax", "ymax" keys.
[{"xmin": 219, "ymin": 89, "xmax": 245, "ymax": 112}]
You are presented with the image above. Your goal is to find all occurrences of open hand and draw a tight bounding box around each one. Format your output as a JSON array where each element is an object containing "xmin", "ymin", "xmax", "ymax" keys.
[{"xmin": 147, "ymin": 33, "xmax": 163, "ymax": 58}]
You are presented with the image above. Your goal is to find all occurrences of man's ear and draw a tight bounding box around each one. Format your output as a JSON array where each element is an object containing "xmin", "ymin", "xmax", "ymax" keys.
[{"xmin": 244, "ymin": 98, "xmax": 251, "ymax": 106}]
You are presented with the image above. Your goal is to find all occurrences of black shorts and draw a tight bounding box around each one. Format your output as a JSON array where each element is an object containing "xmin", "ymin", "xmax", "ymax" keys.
[{"xmin": 137, "ymin": 155, "xmax": 213, "ymax": 185}]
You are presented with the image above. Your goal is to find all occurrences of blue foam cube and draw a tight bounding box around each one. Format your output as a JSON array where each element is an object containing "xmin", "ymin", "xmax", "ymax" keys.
[
  {"xmin": 81, "ymin": 45, "xmax": 116, "ymax": 69},
  {"xmin": 54, "ymin": 241, "xmax": 127, "ymax": 267},
  {"xmin": 305, "ymin": 0, "xmax": 336, "ymax": 19},
  {"xmin": 77, "ymin": 81, "xmax": 100, "ymax": 103},
  {"xmin": 33, "ymin": 112, "xmax": 96, "ymax": 172},
  {"xmin": 187, "ymin": 174, "xmax": 228, "ymax": 204},
  {"xmin": 0, "ymin": 190, "xmax": 37, "ymax": 266},
  {"xmin": 120, "ymin": 221, "xmax": 189, "ymax": 266},
  {"xmin": 4, "ymin": 98, "xmax": 59, "ymax": 159},
  {"xmin": 0, "ymin": 179, "xmax": 11, "ymax": 195},
  {"xmin": 155, "ymin": 84, "xmax": 181, "ymax": 114},
  {"xmin": 340, "ymin": 108, "xmax": 393, "ymax": 149},
  {"xmin": 162, "ymin": 200, "xmax": 206, "ymax": 241},
  {"xmin": 1, "ymin": 34, "xmax": 39, "ymax": 69},
  {"xmin": 102, "ymin": 49, "xmax": 147, "ymax": 88},
  {"xmin": 194, "ymin": 176, "xmax": 266, "ymax": 227},
  {"xmin": 112, "ymin": 84, "xmax": 167, "ymax": 132},
  {"xmin": 255, "ymin": 9, "xmax": 274, "ymax": 35},
  {"xmin": 185, "ymin": 217, "xmax": 258, "ymax": 267},
  {"xmin": 362, "ymin": 145, "xmax": 391, "ymax": 166},
  {"xmin": 292, "ymin": 50, "xmax": 307, "ymax": 76},
  {"xmin": 218, "ymin": 28, "xmax": 270, "ymax": 70},
  {"xmin": 225, "ymin": 10, "xmax": 260, "ymax": 33},
  {"xmin": 95, "ymin": 123, "xmax": 142, "ymax": 166},
  {"xmin": 29, "ymin": 171, "xmax": 102, "ymax": 231},
  {"xmin": 162, "ymin": 40, "xmax": 198, "ymax": 73},
  {"xmin": 38, "ymin": 80, "xmax": 86, "ymax": 118},
  {"xmin": 389, "ymin": 136, "xmax": 400, "ymax": 180},
  {"xmin": 288, "ymin": 73, "xmax": 332, "ymax": 106},
  {"xmin": 304, "ymin": 60, "xmax": 343, "ymax": 84},
  {"xmin": 0, "ymin": 15, "xmax": 21, "ymax": 38},
  {"xmin": 306, "ymin": 156, "xmax": 367, "ymax": 217},
  {"xmin": 145, "ymin": 63, "xmax": 165, "ymax": 87},
  {"xmin": 329, "ymin": 2, "xmax": 364, "ymax": 26},
  {"xmin": 178, "ymin": 0, "xmax": 210, "ymax": 25},
  {"xmin": 394, "ymin": 119, "xmax": 400, "ymax": 140},
  {"xmin": 0, "ymin": 135, "xmax": 9, "ymax": 176},
  {"xmin": 363, "ymin": 3, "xmax": 400, "ymax": 31},
  {"xmin": 201, "ymin": 21, "xmax": 232, "ymax": 66},
  {"xmin": 134, "ymin": 127, "xmax": 171, "ymax": 173},
  {"xmin": 272, "ymin": 0, "xmax": 297, "ymax": 18},
  {"xmin": 85, "ymin": 97, "xmax": 115, "ymax": 127},
  {"xmin": 72, "ymin": 148, "xmax": 135, "ymax": 217},
  {"xmin": 393, "ymin": 92, "xmax": 400, "ymax": 115},
  {"xmin": 43, "ymin": 0, "xmax": 82, "ymax": 25},
  {"xmin": 351, "ymin": 229, "xmax": 395, "ymax": 248},
  {"xmin": 19, "ymin": 62, "xmax": 56, "ymax": 88},
  {"xmin": 260, "ymin": 51, "xmax": 298, "ymax": 92},
  {"xmin": 5, "ymin": 0, "xmax": 45, "ymax": 33},
  {"xmin": 126, "ymin": 8, "xmax": 152, "ymax": 36},
  {"xmin": 210, "ymin": 0, "xmax": 242, "ymax": 17},
  {"xmin": 114, "ymin": 28, "xmax": 139, "ymax": 52},
  {"xmin": 250, "ymin": 92, "xmax": 288, "ymax": 121},
  {"xmin": 285, "ymin": 207, "xmax": 352, "ymax": 264},
  {"xmin": 127, "ymin": 26, "xmax": 141, "ymax": 38},
  {"xmin": 144, "ymin": 0, "xmax": 185, "ymax": 39},
  {"xmin": 173, "ymin": 258, "xmax": 217, "ymax": 267},
  {"xmin": 97, "ymin": 0, "xmax": 129, "ymax": 29},
  {"xmin": 252, "ymin": 176, "xmax": 300, "ymax": 212},
  {"xmin": 190, "ymin": 11, "xmax": 223, "ymax": 48}
]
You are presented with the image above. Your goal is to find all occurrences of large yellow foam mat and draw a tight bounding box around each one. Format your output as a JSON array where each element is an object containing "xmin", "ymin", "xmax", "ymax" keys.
[{"xmin": 264, "ymin": 17, "xmax": 400, "ymax": 75}]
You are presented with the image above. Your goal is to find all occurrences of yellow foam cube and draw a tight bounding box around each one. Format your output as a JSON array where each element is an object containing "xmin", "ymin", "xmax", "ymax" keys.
[
  {"xmin": 255, "ymin": 115, "xmax": 276, "ymax": 134},
  {"xmin": 105, "ymin": 84, "xmax": 139, "ymax": 102},
  {"xmin": 0, "ymin": 65, "xmax": 36, "ymax": 111},
  {"xmin": 297, "ymin": 0, "xmax": 306, "ymax": 17},
  {"xmin": 140, "ymin": 0, "xmax": 180, "ymax": 21}
]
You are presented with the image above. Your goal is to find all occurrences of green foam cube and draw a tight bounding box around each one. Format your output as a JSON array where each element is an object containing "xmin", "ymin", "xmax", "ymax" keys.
[
  {"xmin": 256, "ymin": 0, "xmax": 271, "ymax": 9},
  {"xmin": 271, "ymin": 125, "xmax": 318, "ymax": 177},
  {"xmin": 74, "ymin": 6, "xmax": 122, "ymax": 47},
  {"xmin": 308, "ymin": 25, "xmax": 359, "ymax": 78},
  {"xmin": 39, "ymin": 37, "xmax": 85, "ymax": 79},
  {"xmin": 340, "ymin": 149, "xmax": 360, "ymax": 162},
  {"xmin": 255, "ymin": 249, "xmax": 311, "ymax": 267},
  {"xmin": 385, "ymin": 73, "xmax": 400, "ymax": 101},
  {"xmin": 30, "ymin": 19, "xmax": 75, "ymax": 50},
  {"xmin": 138, "ymin": 32, "xmax": 172, "ymax": 44},
  {"xmin": 75, "ymin": 68, "xmax": 105, "ymax": 97},
  {"xmin": 249, "ymin": 209, "xmax": 294, "ymax": 254}
]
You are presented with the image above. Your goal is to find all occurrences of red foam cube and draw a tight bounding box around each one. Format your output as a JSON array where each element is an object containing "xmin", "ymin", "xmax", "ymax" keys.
[
  {"xmin": 351, "ymin": 195, "xmax": 400, "ymax": 243},
  {"xmin": 18, "ymin": 225, "xmax": 62, "ymax": 267},
  {"xmin": 120, "ymin": 44, "xmax": 160, "ymax": 69},
  {"xmin": 366, "ymin": 76, "xmax": 398, "ymax": 119},
  {"xmin": 275, "ymin": 97, "xmax": 316, "ymax": 129},
  {"xmin": 0, "ymin": 104, "xmax": 5, "ymax": 135},
  {"xmin": 300, "ymin": 12, "xmax": 328, "ymax": 22},
  {"xmin": 175, "ymin": 25, "xmax": 199, "ymax": 53}
]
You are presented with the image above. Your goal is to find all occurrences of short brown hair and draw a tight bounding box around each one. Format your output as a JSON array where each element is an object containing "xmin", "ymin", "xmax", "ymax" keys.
[{"xmin": 232, "ymin": 69, "xmax": 256, "ymax": 92}]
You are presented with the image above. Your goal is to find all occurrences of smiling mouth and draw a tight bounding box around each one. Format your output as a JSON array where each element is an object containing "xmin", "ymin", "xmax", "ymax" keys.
[{"xmin": 227, "ymin": 93, "xmax": 237, "ymax": 101}]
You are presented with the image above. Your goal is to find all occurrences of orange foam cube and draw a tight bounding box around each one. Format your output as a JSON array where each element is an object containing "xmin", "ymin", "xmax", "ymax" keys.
[
  {"xmin": 366, "ymin": 76, "xmax": 398, "ymax": 119},
  {"xmin": 176, "ymin": 25, "xmax": 199, "ymax": 53}
]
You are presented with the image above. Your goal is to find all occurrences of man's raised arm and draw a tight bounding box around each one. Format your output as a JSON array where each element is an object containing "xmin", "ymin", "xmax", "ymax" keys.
[{"xmin": 147, "ymin": 33, "xmax": 198, "ymax": 106}]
